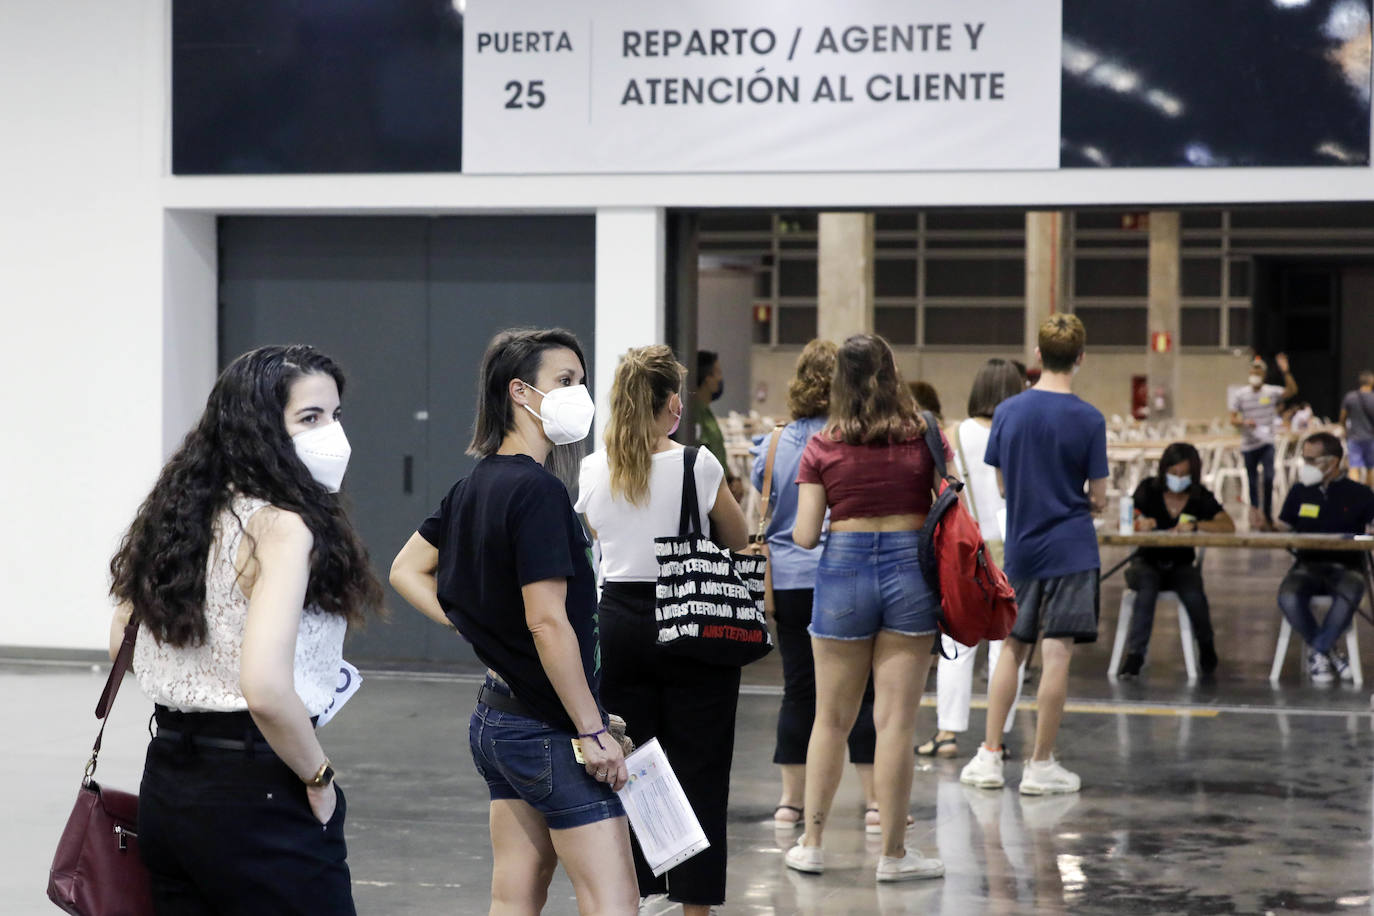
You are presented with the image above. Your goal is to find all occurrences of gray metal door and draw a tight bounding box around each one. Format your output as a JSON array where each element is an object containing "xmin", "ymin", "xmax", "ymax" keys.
[{"xmin": 219, "ymin": 215, "xmax": 596, "ymax": 665}]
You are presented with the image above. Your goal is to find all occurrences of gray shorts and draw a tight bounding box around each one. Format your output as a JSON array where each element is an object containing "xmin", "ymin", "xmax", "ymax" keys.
[{"xmin": 1008, "ymin": 568, "xmax": 1100, "ymax": 644}]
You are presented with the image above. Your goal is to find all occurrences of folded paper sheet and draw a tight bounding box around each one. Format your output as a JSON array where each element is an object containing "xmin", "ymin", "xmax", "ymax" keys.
[{"xmin": 616, "ymin": 738, "xmax": 709, "ymax": 876}]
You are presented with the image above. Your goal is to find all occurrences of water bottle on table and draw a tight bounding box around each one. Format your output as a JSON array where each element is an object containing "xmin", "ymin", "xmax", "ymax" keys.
[{"xmin": 1118, "ymin": 496, "xmax": 1134, "ymax": 535}]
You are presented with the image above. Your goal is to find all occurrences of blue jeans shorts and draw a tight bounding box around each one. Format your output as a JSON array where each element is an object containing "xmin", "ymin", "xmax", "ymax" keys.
[
  {"xmin": 809, "ymin": 531, "xmax": 939, "ymax": 640},
  {"xmin": 1350, "ymin": 438, "xmax": 1374, "ymax": 469},
  {"xmin": 469, "ymin": 676, "xmax": 625, "ymax": 830}
]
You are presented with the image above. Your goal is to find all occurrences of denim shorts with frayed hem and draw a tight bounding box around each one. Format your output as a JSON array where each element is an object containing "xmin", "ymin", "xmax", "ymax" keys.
[
  {"xmin": 808, "ymin": 531, "xmax": 939, "ymax": 640},
  {"xmin": 469, "ymin": 677, "xmax": 625, "ymax": 830}
]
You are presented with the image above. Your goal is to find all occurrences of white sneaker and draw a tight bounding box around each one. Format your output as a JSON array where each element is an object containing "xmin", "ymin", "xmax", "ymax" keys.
[
  {"xmin": 1019, "ymin": 756, "xmax": 1081, "ymax": 796},
  {"xmin": 784, "ymin": 841, "xmax": 824, "ymax": 874},
  {"xmin": 1308, "ymin": 649, "xmax": 1335, "ymax": 685},
  {"xmin": 638, "ymin": 893, "xmax": 671, "ymax": 915},
  {"xmin": 959, "ymin": 745, "xmax": 1006, "ymax": 789},
  {"xmin": 876, "ymin": 850, "xmax": 945, "ymax": 882}
]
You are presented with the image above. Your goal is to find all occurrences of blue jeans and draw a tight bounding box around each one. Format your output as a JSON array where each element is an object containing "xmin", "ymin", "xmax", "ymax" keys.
[
  {"xmin": 469, "ymin": 676, "xmax": 625, "ymax": 830},
  {"xmin": 810, "ymin": 531, "xmax": 939, "ymax": 640},
  {"xmin": 1278, "ymin": 562, "xmax": 1366, "ymax": 654}
]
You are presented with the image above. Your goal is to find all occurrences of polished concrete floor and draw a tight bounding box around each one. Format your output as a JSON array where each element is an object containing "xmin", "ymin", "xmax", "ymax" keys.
[{"xmin": 8, "ymin": 547, "xmax": 1374, "ymax": 915}]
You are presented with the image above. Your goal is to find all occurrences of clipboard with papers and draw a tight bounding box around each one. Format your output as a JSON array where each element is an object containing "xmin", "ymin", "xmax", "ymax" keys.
[{"xmin": 615, "ymin": 738, "xmax": 709, "ymax": 876}]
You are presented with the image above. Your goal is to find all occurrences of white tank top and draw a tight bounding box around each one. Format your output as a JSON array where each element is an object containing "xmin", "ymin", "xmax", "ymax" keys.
[{"xmin": 134, "ymin": 493, "xmax": 346, "ymax": 716}]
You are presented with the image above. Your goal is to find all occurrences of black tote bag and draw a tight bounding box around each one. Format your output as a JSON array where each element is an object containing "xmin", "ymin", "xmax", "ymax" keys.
[{"xmin": 653, "ymin": 447, "xmax": 773, "ymax": 667}]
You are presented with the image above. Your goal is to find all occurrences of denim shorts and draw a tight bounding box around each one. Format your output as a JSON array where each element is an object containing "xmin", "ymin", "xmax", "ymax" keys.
[
  {"xmin": 1350, "ymin": 438, "xmax": 1374, "ymax": 469},
  {"xmin": 809, "ymin": 531, "xmax": 939, "ymax": 640},
  {"xmin": 468, "ymin": 676, "xmax": 625, "ymax": 830}
]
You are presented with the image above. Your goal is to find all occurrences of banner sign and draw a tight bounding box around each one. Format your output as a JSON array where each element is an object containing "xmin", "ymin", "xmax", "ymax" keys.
[{"xmin": 462, "ymin": 1, "xmax": 1062, "ymax": 174}]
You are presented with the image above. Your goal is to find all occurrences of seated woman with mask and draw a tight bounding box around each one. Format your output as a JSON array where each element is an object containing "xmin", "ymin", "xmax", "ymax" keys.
[{"xmin": 1120, "ymin": 442, "xmax": 1235, "ymax": 678}]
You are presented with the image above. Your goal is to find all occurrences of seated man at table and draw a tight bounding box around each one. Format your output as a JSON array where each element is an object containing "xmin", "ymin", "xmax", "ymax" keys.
[{"xmin": 1276, "ymin": 432, "xmax": 1374, "ymax": 683}]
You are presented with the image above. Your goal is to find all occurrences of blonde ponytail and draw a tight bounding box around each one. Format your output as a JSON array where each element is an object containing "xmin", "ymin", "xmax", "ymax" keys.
[{"xmin": 606, "ymin": 345, "xmax": 685, "ymax": 505}]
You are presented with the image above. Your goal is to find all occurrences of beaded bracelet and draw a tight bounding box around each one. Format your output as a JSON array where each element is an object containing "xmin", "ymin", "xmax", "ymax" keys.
[{"xmin": 577, "ymin": 726, "xmax": 609, "ymax": 749}]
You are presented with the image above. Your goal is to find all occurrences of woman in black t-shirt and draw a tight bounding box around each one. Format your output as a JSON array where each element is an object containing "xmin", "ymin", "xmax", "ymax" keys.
[
  {"xmin": 390, "ymin": 328, "xmax": 638, "ymax": 916},
  {"xmin": 1121, "ymin": 442, "xmax": 1235, "ymax": 678}
]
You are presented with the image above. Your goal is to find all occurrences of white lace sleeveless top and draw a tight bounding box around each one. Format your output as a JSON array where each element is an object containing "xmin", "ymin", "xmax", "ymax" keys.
[{"xmin": 134, "ymin": 494, "xmax": 347, "ymax": 716}]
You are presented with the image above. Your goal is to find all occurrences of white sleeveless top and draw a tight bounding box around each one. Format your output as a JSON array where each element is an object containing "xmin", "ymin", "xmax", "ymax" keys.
[{"xmin": 134, "ymin": 493, "xmax": 347, "ymax": 716}]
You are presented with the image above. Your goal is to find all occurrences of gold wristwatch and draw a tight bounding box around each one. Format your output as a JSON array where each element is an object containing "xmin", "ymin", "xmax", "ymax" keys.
[{"xmin": 306, "ymin": 759, "xmax": 335, "ymax": 788}]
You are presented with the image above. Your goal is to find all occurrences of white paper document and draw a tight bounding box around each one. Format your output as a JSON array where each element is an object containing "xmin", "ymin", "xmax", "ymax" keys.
[
  {"xmin": 615, "ymin": 738, "xmax": 709, "ymax": 876},
  {"xmin": 314, "ymin": 660, "xmax": 361, "ymax": 728}
]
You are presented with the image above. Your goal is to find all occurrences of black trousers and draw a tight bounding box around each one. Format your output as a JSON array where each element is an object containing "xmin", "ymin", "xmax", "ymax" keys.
[
  {"xmin": 1243, "ymin": 444, "xmax": 1276, "ymax": 519},
  {"xmin": 599, "ymin": 582, "xmax": 741, "ymax": 907},
  {"xmin": 1123, "ymin": 559, "xmax": 1214, "ymax": 657},
  {"xmin": 138, "ymin": 709, "xmax": 354, "ymax": 915},
  {"xmin": 772, "ymin": 587, "xmax": 876, "ymax": 765}
]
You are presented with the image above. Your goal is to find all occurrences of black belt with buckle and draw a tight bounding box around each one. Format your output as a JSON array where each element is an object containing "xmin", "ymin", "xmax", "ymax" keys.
[
  {"xmin": 477, "ymin": 683, "xmax": 535, "ymax": 718},
  {"xmin": 154, "ymin": 728, "xmax": 263, "ymax": 751}
]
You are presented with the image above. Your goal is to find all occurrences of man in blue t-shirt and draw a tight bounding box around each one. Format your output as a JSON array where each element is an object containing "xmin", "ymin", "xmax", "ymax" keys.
[
  {"xmin": 1276, "ymin": 432, "xmax": 1374, "ymax": 684},
  {"xmin": 961, "ymin": 314, "xmax": 1108, "ymax": 797}
]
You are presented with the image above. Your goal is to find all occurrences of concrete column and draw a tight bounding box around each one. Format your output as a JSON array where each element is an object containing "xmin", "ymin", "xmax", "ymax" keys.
[
  {"xmin": 818, "ymin": 212, "xmax": 874, "ymax": 342},
  {"xmin": 1024, "ymin": 211, "xmax": 1065, "ymax": 362},
  {"xmin": 595, "ymin": 207, "xmax": 666, "ymax": 444},
  {"xmin": 1147, "ymin": 211, "xmax": 1181, "ymax": 419}
]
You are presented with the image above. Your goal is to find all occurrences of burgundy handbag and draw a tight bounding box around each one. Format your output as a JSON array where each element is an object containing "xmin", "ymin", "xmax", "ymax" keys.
[{"xmin": 48, "ymin": 622, "xmax": 154, "ymax": 915}]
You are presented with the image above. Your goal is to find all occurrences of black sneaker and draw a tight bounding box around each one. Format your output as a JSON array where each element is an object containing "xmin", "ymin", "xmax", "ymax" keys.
[
  {"xmin": 1118, "ymin": 653, "xmax": 1144, "ymax": 678},
  {"xmin": 1330, "ymin": 650, "xmax": 1353, "ymax": 682},
  {"xmin": 1198, "ymin": 641, "xmax": 1218, "ymax": 676}
]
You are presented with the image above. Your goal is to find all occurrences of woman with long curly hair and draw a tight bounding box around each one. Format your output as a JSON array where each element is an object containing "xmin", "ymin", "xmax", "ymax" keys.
[
  {"xmin": 108, "ymin": 344, "xmax": 384, "ymax": 913},
  {"xmin": 391, "ymin": 328, "xmax": 639, "ymax": 915},
  {"xmin": 785, "ymin": 334, "xmax": 949, "ymax": 883},
  {"xmin": 575, "ymin": 345, "xmax": 748, "ymax": 915},
  {"xmin": 752, "ymin": 340, "xmax": 886, "ymax": 835}
]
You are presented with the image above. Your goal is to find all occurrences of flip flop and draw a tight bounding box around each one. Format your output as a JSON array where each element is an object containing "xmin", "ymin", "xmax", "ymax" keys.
[
  {"xmin": 865, "ymin": 808, "xmax": 916, "ymax": 835},
  {"xmin": 773, "ymin": 804, "xmax": 803, "ymax": 829},
  {"xmin": 915, "ymin": 734, "xmax": 959, "ymax": 758}
]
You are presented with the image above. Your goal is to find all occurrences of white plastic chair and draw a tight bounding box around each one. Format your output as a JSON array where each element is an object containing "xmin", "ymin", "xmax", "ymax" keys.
[
  {"xmin": 1269, "ymin": 596, "xmax": 1363, "ymax": 686},
  {"xmin": 1208, "ymin": 448, "xmax": 1249, "ymax": 508},
  {"xmin": 1108, "ymin": 548, "xmax": 1209, "ymax": 683},
  {"xmin": 1108, "ymin": 590, "xmax": 1200, "ymax": 683}
]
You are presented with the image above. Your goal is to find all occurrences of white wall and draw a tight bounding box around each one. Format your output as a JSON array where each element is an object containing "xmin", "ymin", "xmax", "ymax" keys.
[
  {"xmin": 162, "ymin": 211, "xmax": 218, "ymax": 454},
  {"xmin": 697, "ymin": 268, "xmax": 756, "ymax": 416},
  {"xmin": 0, "ymin": 0, "xmax": 167, "ymax": 650},
  {"xmin": 593, "ymin": 208, "xmax": 666, "ymax": 446},
  {"xmin": 3, "ymin": 0, "xmax": 1371, "ymax": 650}
]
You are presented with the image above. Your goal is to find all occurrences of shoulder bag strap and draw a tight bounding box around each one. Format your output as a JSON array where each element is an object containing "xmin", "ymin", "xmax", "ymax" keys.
[
  {"xmin": 919, "ymin": 410, "xmax": 948, "ymax": 480},
  {"xmin": 87, "ymin": 621, "xmax": 137, "ymax": 782},
  {"xmin": 952, "ymin": 421, "xmax": 982, "ymax": 527},
  {"xmin": 679, "ymin": 447, "xmax": 704, "ymax": 538},
  {"xmin": 756, "ymin": 426, "xmax": 784, "ymax": 540},
  {"xmin": 1355, "ymin": 391, "xmax": 1374, "ymax": 431}
]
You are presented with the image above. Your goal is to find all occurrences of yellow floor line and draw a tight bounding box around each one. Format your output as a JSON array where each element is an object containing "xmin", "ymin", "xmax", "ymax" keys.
[{"xmin": 920, "ymin": 695, "xmax": 1220, "ymax": 718}]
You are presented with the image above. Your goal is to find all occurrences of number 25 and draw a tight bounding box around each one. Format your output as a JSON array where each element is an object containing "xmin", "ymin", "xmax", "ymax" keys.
[{"xmin": 505, "ymin": 80, "xmax": 546, "ymax": 109}]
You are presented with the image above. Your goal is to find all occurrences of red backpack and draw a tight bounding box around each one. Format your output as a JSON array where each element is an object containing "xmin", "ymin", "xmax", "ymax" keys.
[{"xmin": 915, "ymin": 413, "xmax": 1018, "ymax": 651}]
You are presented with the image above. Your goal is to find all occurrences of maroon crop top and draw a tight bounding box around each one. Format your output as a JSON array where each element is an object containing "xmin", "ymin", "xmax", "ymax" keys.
[{"xmin": 796, "ymin": 431, "xmax": 952, "ymax": 521}]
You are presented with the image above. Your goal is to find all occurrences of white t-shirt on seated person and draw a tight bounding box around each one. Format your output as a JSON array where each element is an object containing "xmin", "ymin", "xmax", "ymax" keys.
[{"xmin": 576, "ymin": 446, "xmax": 724, "ymax": 582}]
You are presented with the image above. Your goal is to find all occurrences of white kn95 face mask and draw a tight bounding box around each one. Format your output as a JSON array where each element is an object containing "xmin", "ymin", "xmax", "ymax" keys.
[
  {"xmin": 1298, "ymin": 463, "xmax": 1327, "ymax": 487},
  {"xmin": 293, "ymin": 422, "xmax": 351, "ymax": 492},
  {"xmin": 521, "ymin": 382, "xmax": 596, "ymax": 446}
]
